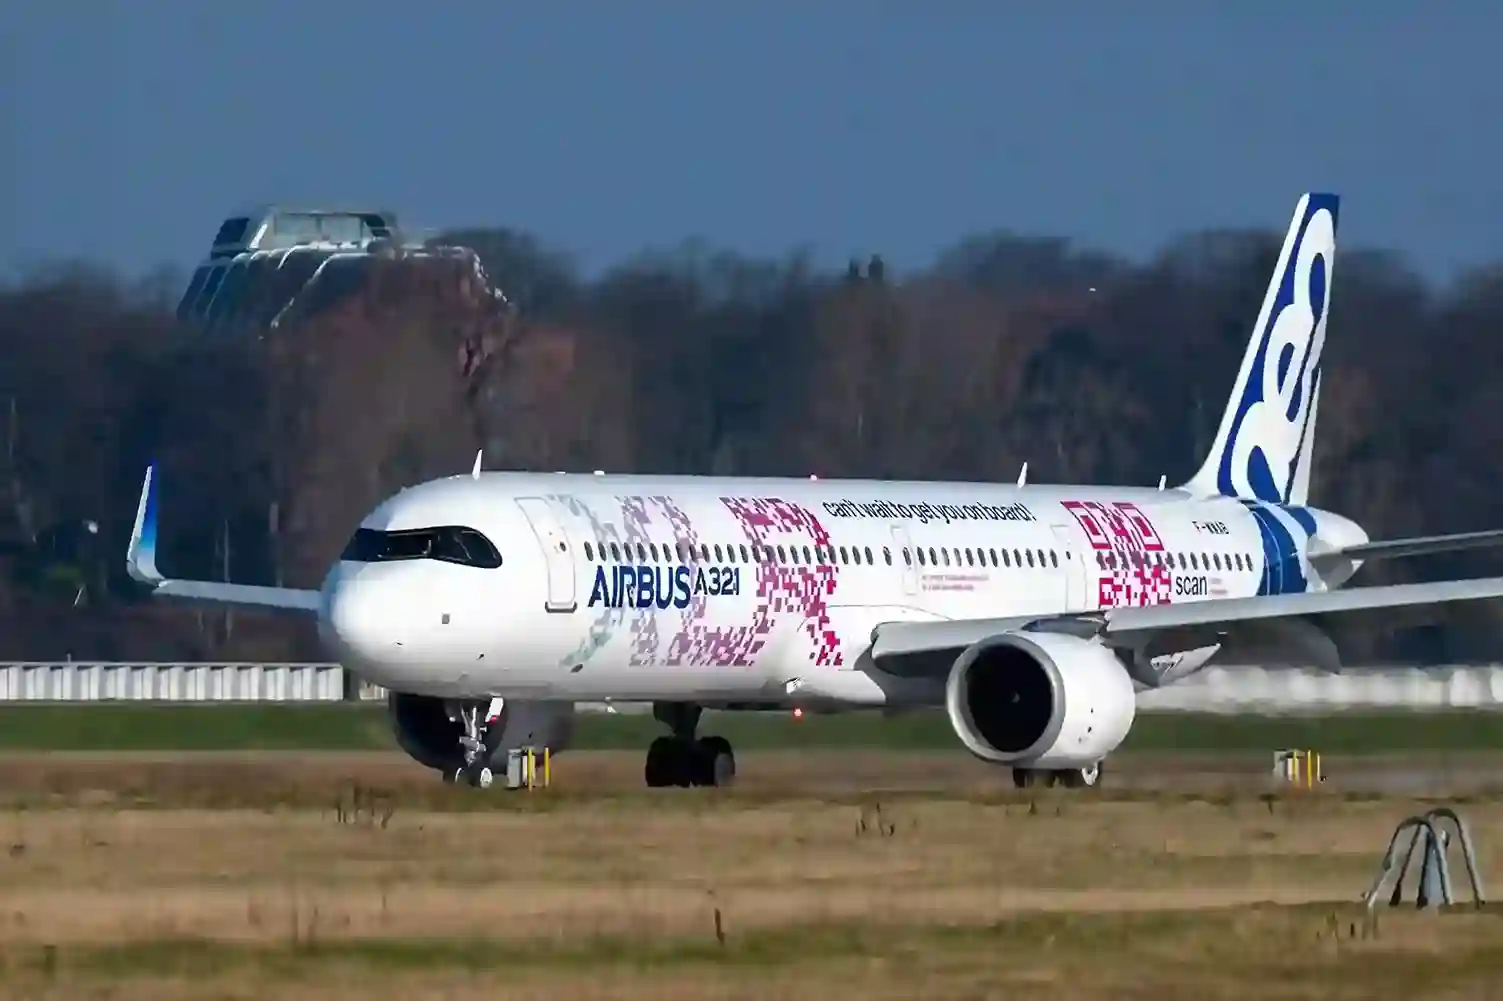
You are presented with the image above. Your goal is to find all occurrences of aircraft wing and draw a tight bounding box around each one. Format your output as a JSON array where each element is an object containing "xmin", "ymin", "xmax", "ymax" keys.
[
  {"xmin": 870, "ymin": 575, "xmax": 1503, "ymax": 671},
  {"xmin": 126, "ymin": 465, "xmax": 322, "ymax": 615}
]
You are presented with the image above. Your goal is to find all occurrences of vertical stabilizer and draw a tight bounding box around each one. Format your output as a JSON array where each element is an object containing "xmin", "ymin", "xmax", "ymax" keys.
[{"xmin": 1180, "ymin": 193, "xmax": 1338, "ymax": 506}]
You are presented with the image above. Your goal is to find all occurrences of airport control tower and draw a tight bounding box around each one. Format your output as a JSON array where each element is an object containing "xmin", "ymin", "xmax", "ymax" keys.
[{"xmin": 175, "ymin": 205, "xmax": 508, "ymax": 332}]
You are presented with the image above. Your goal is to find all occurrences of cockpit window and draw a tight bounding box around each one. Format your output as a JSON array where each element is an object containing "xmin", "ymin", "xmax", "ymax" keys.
[{"xmin": 341, "ymin": 526, "xmax": 502, "ymax": 569}]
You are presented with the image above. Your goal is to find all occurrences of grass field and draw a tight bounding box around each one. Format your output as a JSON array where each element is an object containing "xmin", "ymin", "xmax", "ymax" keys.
[
  {"xmin": 0, "ymin": 785, "xmax": 1499, "ymax": 999},
  {"xmin": 2, "ymin": 703, "xmax": 1501, "ymax": 753}
]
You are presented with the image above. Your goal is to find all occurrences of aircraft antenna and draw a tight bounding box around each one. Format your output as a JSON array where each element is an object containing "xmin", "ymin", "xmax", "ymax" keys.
[{"xmin": 471, "ymin": 450, "xmax": 483, "ymax": 480}]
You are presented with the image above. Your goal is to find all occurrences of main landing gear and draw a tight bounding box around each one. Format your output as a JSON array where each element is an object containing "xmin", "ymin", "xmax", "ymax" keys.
[
  {"xmin": 644, "ymin": 702, "xmax": 737, "ymax": 788},
  {"xmin": 1011, "ymin": 761, "xmax": 1103, "ymax": 790},
  {"xmin": 445, "ymin": 698, "xmax": 504, "ymax": 789}
]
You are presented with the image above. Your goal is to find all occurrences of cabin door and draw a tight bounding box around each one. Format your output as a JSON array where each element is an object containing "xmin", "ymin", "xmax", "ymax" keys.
[
  {"xmin": 890, "ymin": 525, "xmax": 919, "ymax": 596},
  {"xmin": 1050, "ymin": 523, "xmax": 1089, "ymax": 612},
  {"xmin": 515, "ymin": 497, "xmax": 578, "ymax": 613}
]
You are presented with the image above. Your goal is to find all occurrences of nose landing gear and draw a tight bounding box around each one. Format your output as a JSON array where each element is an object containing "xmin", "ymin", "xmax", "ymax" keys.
[
  {"xmin": 448, "ymin": 698, "xmax": 504, "ymax": 789},
  {"xmin": 644, "ymin": 703, "xmax": 736, "ymax": 788}
]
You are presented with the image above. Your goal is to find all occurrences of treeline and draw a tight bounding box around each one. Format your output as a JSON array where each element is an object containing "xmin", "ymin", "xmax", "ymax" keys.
[{"xmin": 1, "ymin": 221, "xmax": 1501, "ymax": 664}]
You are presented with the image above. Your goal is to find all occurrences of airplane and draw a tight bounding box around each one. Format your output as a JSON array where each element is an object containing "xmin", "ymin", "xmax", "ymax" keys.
[{"xmin": 126, "ymin": 192, "xmax": 1503, "ymax": 793}]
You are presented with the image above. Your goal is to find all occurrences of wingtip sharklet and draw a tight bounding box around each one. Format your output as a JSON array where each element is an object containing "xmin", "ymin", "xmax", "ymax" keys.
[
  {"xmin": 121, "ymin": 461, "xmax": 323, "ymax": 615},
  {"xmin": 126, "ymin": 463, "xmax": 163, "ymax": 586}
]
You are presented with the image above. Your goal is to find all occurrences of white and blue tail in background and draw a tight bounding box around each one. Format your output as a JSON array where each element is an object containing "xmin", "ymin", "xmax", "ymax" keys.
[{"xmin": 1182, "ymin": 192, "xmax": 1338, "ymax": 507}]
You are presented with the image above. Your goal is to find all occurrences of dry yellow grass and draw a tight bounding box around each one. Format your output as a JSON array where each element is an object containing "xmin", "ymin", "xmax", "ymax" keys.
[{"xmin": 0, "ymin": 767, "xmax": 1500, "ymax": 999}]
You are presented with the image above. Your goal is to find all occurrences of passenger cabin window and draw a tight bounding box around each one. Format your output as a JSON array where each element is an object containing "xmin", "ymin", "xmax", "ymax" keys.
[{"xmin": 341, "ymin": 526, "xmax": 502, "ymax": 569}]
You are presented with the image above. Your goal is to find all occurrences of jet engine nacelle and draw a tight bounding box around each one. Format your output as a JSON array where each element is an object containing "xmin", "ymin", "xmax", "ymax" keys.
[
  {"xmin": 945, "ymin": 630, "xmax": 1136, "ymax": 769},
  {"xmin": 388, "ymin": 693, "xmax": 576, "ymax": 773}
]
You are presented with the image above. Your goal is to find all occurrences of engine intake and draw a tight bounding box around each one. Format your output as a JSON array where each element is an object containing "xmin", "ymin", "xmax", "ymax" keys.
[
  {"xmin": 389, "ymin": 692, "xmax": 465, "ymax": 771},
  {"xmin": 945, "ymin": 631, "xmax": 1136, "ymax": 768}
]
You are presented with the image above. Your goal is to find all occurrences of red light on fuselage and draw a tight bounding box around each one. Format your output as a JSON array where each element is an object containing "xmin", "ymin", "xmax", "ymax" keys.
[{"xmin": 792, "ymin": 707, "xmax": 804, "ymax": 720}]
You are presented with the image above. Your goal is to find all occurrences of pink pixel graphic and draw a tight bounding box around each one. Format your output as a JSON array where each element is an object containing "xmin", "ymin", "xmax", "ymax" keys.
[
  {"xmin": 610, "ymin": 494, "xmax": 730, "ymax": 668},
  {"xmin": 720, "ymin": 497, "xmax": 843, "ymax": 667},
  {"xmin": 1061, "ymin": 500, "xmax": 1172, "ymax": 608},
  {"xmin": 603, "ymin": 495, "xmax": 843, "ymax": 668}
]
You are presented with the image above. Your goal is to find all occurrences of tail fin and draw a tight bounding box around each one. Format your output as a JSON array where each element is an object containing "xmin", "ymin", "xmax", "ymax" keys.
[{"xmin": 1181, "ymin": 192, "xmax": 1338, "ymax": 506}]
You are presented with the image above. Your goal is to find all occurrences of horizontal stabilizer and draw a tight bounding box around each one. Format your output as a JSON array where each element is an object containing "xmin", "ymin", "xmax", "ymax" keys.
[
  {"xmin": 1101, "ymin": 574, "xmax": 1503, "ymax": 641},
  {"xmin": 127, "ymin": 465, "xmax": 321, "ymax": 615},
  {"xmin": 1317, "ymin": 528, "xmax": 1503, "ymax": 564}
]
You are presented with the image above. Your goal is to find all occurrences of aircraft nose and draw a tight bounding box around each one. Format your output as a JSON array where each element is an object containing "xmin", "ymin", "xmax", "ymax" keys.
[{"xmin": 318, "ymin": 569, "xmax": 401, "ymax": 669}]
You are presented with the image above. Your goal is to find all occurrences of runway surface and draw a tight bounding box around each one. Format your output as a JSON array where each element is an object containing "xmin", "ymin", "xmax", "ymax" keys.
[{"xmin": 0, "ymin": 749, "xmax": 1498, "ymax": 803}]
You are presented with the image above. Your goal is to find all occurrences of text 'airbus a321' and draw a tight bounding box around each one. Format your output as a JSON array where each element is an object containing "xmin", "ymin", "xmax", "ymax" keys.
[{"xmin": 127, "ymin": 193, "xmax": 1503, "ymax": 791}]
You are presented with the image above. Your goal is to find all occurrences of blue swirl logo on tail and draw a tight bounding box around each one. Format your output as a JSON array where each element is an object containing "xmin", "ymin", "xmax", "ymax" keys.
[
  {"xmin": 1219, "ymin": 194, "xmax": 1338, "ymax": 503},
  {"xmin": 1182, "ymin": 193, "xmax": 1339, "ymax": 507}
]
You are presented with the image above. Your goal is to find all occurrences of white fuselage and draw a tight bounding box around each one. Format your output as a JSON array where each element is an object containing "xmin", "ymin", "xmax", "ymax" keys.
[{"xmin": 317, "ymin": 472, "xmax": 1368, "ymax": 703}]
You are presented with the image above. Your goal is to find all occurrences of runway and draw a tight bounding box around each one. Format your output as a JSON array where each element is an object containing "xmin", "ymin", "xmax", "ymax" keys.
[{"xmin": 0, "ymin": 749, "xmax": 1498, "ymax": 805}]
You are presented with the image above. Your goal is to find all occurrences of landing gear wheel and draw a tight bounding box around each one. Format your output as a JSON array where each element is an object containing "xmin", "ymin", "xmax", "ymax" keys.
[
  {"xmin": 645, "ymin": 735, "xmax": 736, "ymax": 788},
  {"xmin": 1011, "ymin": 767, "xmax": 1035, "ymax": 789},
  {"xmin": 645, "ymin": 736, "xmax": 691, "ymax": 788},
  {"xmin": 694, "ymin": 736, "xmax": 736, "ymax": 788},
  {"xmin": 453, "ymin": 764, "xmax": 493, "ymax": 789}
]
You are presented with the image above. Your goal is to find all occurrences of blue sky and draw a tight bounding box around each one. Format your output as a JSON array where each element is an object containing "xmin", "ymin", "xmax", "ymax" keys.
[{"xmin": 4, "ymin": 3, "xmax": 1498, "ymax": 285}]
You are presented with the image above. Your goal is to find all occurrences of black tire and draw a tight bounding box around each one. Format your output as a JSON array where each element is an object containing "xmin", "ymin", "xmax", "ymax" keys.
[
  {"xmin": 1011, "ymin": 767, "xmax": 1034, "ymax": 789},
  {"xmin": 696, "ymin": 736, "xmax": 736, "ymax": 787},
  {"xmin": 645, "ymin": 736, "xmax": 683, "ymax": 788}
]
